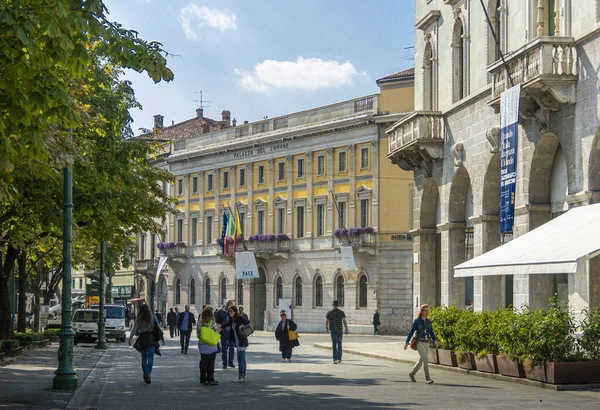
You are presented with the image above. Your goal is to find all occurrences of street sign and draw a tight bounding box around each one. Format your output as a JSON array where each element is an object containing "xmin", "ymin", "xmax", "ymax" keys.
[{"xmin": 86, "ymin": 284, "xmax": 101, "ymax": 306}]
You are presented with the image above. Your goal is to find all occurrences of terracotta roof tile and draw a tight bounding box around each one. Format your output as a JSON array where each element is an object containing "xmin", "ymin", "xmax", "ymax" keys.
[
  {"xmin": 376, "ymin": 67, "xmax": 415, "ymax": 84},
  {"xmin": 136, "ymin": 116, "xmax": 225, "ymax": 141}
]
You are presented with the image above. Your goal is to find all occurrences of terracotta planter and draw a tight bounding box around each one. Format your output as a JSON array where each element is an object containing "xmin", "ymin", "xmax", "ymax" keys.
[
  {"xmin": 524, "ymin": 359, "xmax": 547, "ymax": 382},
  {"xmin": 545, "ymin": 361, "xmax": 600, "ymax": 384},
  {"xmin": 475, "ymin": 354, "xmax": 498, "ymax": 373},
  {"xmin": 457, "ymin": 351, "xmax": 476, "ymax": 370},
  {"xmin": 428, "ymin": 347, "xmax": 439, "ymax": 364},
  {"xmin": 496, "ymin": 355, "xmax": 525, "ymax": 378},
  {"xmin": 437, "ymin": 349, "xmax": 458, "ymax": 367}
]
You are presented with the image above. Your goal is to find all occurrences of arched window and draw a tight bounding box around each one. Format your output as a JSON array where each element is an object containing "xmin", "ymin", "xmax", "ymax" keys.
[
  {"xmin": 335, "ymin": 274, "xmax": 345, "ymax": 307},
  {"xmin": 314, "ymin": 275, "xmax": 323, "ymax": 307},
  {"xmin": 220, "ymin": 277, "xmax": 227, "ymax": 305},
  {"xmin": 276, "ymin": 276, "xmax": 283, "ymax": 303},
  {"xmin": 205, "ymin": 277, "xmax": 211, "ymax": 306},
  {"xmin": 358, "ymin": 275, "xmax": 368, "ymax": 308},
  {"xmin": 237, "ymin": 279, "xmax": 244, "ymax": 306},
  {"xmin": 175, "ymin": 278, "xmax": 181, "ymax": 305},
  {"xmin": 189, "ymin": 278, "xmax": 196, "ymax": 305},
  {"xmin": 453, "ymin": 20, "xmax": 465, "ymax": 102},
  {"xmin": 423, "ymin": 41, "xmax": 435, "ymax": 111},
  {"xmin": 294, "ymin": 276, "xmax": 303, "ymax": 307}
]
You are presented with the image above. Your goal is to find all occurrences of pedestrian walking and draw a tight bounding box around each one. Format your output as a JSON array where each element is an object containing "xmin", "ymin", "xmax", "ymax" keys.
[
  {"xmin": 373, "ymin": 310, "xmax": 381, "ymax": 335},
  {"xmin": 154, "ymin": 309, "xmax": 162, "ymax": 326},
  {"xmin": 128, "ymin": 304, "xmax": 165, "ymax": 384},
  {"xmin": 275, "ymin": 311, "xmax": 299, "ymax": 362},
  {"xmin": 229, "ymin": 305, "xmax": 250, "ymax": 383},
  {"xmin": 166, "ymin": 308, "xmax": 177, "ymax": 338},
  {"xmin": 325, "ymin": 300, "xmax": 348, "ymax": 364},
  {"xmin": 174, "ymin": 307, "xmax": 180, "ymax": 336},
  {"xmin": 197, "ymin": 306, "xmax": 221, "ymax": 386},
  {"xmin": 239, "ymin": 307, "xmax": 249, "ymax": 321},
  {"xmin": 177, "ymin": 304, "xmax": 196, "ymax": 354},
  {"xmin": 215, "ymin": 299, "xmax": 235, "ymax": 369},
  {"xmin": 404, "ymin": 304, "xmax": 438, "ymax": 384}
]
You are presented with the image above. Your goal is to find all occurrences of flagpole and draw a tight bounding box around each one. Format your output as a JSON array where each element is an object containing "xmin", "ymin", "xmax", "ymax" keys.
[{"xmin": 232, "ymin": 201, "xmax": 248, "ymax": 251}]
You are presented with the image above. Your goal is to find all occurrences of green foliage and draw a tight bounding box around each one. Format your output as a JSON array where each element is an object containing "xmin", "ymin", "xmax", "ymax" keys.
[
  {"xmin": 14, "ymin": 331, "xmax": 46, "ymax": 346},
  {"xmin": 580, "ymin": 308, "xmax": 600, "ymax": 360},
  {"xmin": 429, "ymin": 304, "xmax": 462, "ymax": 351},
  {"xmin": 0, "ymin": 339, "xmax": 20, "ymax": 353},
  {"xmin": 524, "ymin": 300, "xmax": 575, "ymax": 365},
  {"xmin": 43, "ymin": 328, "xmax": 61, "ymax": 339}
]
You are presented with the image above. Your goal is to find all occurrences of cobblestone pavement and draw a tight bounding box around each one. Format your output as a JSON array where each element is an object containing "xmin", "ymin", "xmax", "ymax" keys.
[{"xmin": 64, "ymin": 332, "xmax": 599, "ymax": 410}]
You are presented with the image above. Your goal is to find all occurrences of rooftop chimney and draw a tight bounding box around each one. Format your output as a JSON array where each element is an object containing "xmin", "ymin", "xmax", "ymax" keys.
[
  {"xmin": 202, "ymin": 123, "xmax": 210, "ymax": 134},
  {"xmin": 153, "ymin": 114, "xmax": 164, "ymax": 129},
  {"xmin": 232, "ymin": 118, "xmax": 237, "ymax": 127},
  {"xmin": 196, "ymin": 108, "xmax": 204, "ymax": 118},
  {"xmin": 221, "ymin": 110, "xmax": 231, "ymax": 127},
  {"xmin": 244, "ymin": 120, "xmax": 249, "ymax": 124}
]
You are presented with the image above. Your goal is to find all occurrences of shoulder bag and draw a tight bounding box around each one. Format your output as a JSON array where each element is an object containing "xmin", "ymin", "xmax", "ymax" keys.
[
  {"xmin": 241, "ymin": 323, "xmax": 254, "ymax": 338},
  {"xmin": 410, "ymin": 320, "xmax": 426, "ymax": 351},
  {"xmin": 200, "ymin": 321, "xmax": 221, "ymax": 347},
  {"xmin": 288, "ymin": 322, "xmax": 299, "ymax": 341}
]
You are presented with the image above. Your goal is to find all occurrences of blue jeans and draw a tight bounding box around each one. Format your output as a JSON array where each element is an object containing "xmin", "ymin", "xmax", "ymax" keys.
[
  {"xmin": 281, "ymin": 346, "xmax": 292, "ymax": 360},
  {"xmin": 141, "ymin": 345, "xmax": 156, "ymax": 375},
  {"xmin": 221, "ymin": 335, "xmax": 235, "ymax": 366},
  {"xmin": 237, "ymin": 350, "xmax": 247, "ymax": 377},
  {"xmin": 330, "ymin": 330, "xmax": 343, "ymax": 361}
]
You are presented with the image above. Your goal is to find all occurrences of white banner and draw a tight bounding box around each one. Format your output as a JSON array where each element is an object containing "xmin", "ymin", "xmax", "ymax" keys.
[
  {"xmin": 341, "ymin": 246, "xmax": 357, "ymax": 271},
  {"xmin": 235, "ymin": 252, "xmax": 260, "ymax": 279},
  {"xmin": 155, "ymin": 256, "xmax": 168, "ymax": 283}
]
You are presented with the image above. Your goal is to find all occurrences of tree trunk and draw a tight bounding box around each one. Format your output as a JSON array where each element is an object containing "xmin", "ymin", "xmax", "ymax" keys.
[
  {"xmin": 17, "ymin": 251, "xmax": 27, "ymax": 333},
  {"xmin": 33, "ymin": 287, "xmax": 41, "ymax": 333},
  {"xmin": 0, "ymin": 245, "xmax": 19, "ymax": 340}
]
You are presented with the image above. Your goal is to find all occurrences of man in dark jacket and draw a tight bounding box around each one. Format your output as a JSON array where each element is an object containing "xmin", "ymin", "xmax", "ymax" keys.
[
  {"xmin": 215, "ymin": 299, "xmax": 235, "ymax": 368},
  {"xmin": 177, "ymin": 305, "xmax": 196, "ymax": 354},
  {"xmin": 166, "ymin": 308, "xmax": 177, "ymax": 338}
]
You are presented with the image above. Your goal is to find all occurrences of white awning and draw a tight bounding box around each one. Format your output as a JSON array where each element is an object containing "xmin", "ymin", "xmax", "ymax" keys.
[{"xmin": 454, "ymin": 203, "xmax": 600, "ymax": 277}]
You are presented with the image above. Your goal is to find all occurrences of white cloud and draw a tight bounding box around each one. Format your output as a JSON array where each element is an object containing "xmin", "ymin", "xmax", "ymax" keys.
[
  {"xmin": 179, "ymin": 4, "xmax": 237, "ymax": 40},
  {"xmin": 235, "ymin": 57, "xmax": 364, "ymax": 94}
]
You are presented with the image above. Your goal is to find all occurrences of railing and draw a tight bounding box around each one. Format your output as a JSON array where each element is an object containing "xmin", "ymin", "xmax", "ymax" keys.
[
  {"xmin": 354, "ymin": 97, "xmax": 374, "ymax": 113},
  {"xmin": 387, "ymin": 111, "xmax": 444, "ymax": 154},
  {"xmin": 235, "ymin": 126, "xmax": 249, "ymax": 138},
  {"xmin": 273, "ymin": 117, "xmax": 288, "ymax": 130},
  {"xmin": 252, "ymin": 121, "xmax": 270, "ymax": 134},
  {"xmin": 489, "ymin": 37, "xmax": 577, "ymax": 101},
  {"xmin": 247, "ymin": 239, "xmax": 290, "ymax": 252},
  {"xmin": 335, "ymin": 233, "xmax": 375, "ymax": 248}
]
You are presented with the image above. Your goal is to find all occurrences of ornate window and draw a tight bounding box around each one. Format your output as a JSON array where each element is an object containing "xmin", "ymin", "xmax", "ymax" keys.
[
  {"xmin": 189, "ymin": 278, "xmax": 196, "ymax": 305},
  {"xmin": 220, "ymin": 277, "xmax": 227, "ymax": 305},
  {"xmin": 204, "ymin": 277, "xmax": 211, "ymax": 306},
  {"xmin": 276, "ymin": 276, "xmax": 283, "ymax": 303},
  {"xmin": 358, "ymin": 275, "xmax": 368, "ymax": 308},
  {"xmin": 314, "ymin": 275, "xmax": 323, "ymax": 307},
  {"xmin": 237, "ymin": 279, "xmax": 244, "ymax": 306},
  {"xmin": 294, "ymin": 276, "xmax": 303, "ymax": 307},
  {"xmin": 335, "ymin": 274, "xmax": 345, "ymax": 307},
  {"xmin": 452, "ymin": 17, "xmax": 466, "ymax": 102},
  {"xmin": 175, "ymin": 278, "xmax": 181, "ymax": 305}
]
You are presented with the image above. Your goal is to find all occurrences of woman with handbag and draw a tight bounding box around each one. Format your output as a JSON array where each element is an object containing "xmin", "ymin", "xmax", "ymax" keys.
[
  {"xmin": 197, "ymin": 306, "xmax": 221, "ymax": 386},
  {"xmin": 228, "ymin": 305, "xmax": 250, "ymax": 383},
  {"xmin": 404, "ymin": 304, "xmax": 438, "ymax": 384},
  {"xmin": 128, "ymin": 304, "xmax": 165, "ymax": 384},
  {"xmin": 275, "ymin": 311, "xmax": 299, "ymax": 362}
]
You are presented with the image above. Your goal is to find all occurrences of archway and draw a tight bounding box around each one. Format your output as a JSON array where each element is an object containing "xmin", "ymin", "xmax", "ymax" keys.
[
  {"xmin": 417, "ymin": 177, "xmax": 441, "ymax": 308},
  {"xmin": 157, "ymin": 275, "xmax": 168, "ymax": 318},
  {"xmin": 250, "ymin": 267, "xmax": 267, "ymax": 330}
]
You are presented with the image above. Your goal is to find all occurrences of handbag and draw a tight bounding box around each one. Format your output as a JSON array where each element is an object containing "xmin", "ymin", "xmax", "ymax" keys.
[
  {"xmin": 241, "ymin": 324, "xmax": 254, "ymax": 338},
  {"xmin": 216, "ymin": 342, "xmax": 222, "ymax": 353},
  {"xmin": 288, "ymin": 327, "xmax": 299, "ymax": 341},
  {"xmin": 410, "ymin": 320, "xmax": 427, "ymax": 351},
  {"xmin": 200, "ymin": 321, "xmax": 221, "ymax": 347}
]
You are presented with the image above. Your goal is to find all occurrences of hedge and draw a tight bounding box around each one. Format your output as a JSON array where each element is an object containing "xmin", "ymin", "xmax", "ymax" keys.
[
  {"xmin": 14, "ymin": 332, "xmax": 47, "ymax": 347},
  {"xmin": 0, "ymin": 339, "xmax": 20, "ymax": 353}
]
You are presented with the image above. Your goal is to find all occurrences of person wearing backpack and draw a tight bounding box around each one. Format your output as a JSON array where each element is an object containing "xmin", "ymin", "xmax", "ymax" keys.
[
  {"xmin": 197, "ymin": 306, "xmax": 221, "ymax": 386},
  {"xmin": 229, "ymin": 305, "xmax": 250, "ymax": 383},
  {"xmin": 215, "ymin": 299, "xmax": 235, "ymax": 369}
]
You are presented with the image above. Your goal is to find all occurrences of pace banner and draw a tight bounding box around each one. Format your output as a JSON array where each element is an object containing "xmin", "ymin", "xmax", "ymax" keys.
[
  {"xmin": 499, "ymin": 84, "xmax": 521, "ymax": 234},
  {"xmin": 341, "ymin": 246, "xmax": 357, "ymax": 271},
  {"xmin": 235, "ymin": 251, "xmax": 260, "ymax": 279},
  {"xmin": 155, "ymin": 256, "xmax": 168, "ymax": 283}
]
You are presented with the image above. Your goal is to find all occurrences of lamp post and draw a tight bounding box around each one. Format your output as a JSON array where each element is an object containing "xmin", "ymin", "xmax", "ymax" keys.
[
  {"xmin": 95, "ymin": 240, "xmax": 107, "ymax": 349},
  {"xmin": 53, "ymin": 129, "xmax": 78, "ymax": 390}
]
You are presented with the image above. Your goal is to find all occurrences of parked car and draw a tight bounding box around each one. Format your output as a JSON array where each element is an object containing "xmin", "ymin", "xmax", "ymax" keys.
[{"xmin": 72, "ymin": 308, "xmax": 99, "ymax": 345}]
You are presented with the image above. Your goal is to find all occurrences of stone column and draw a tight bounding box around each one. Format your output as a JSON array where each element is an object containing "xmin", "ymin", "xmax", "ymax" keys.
[
  {"xmin": 169, "ymin": 182, "xmax": 175, "ymax": 241},
  {"xmin": 412, "ymin": 229, "xmax": 437, "ymax": 315},
  {"xmin": 306, "ymin": 152, "xmax": 314, "ymax": 238},
  {"xmin": 349, "ymin": 145, "xmax": 356, "ymax": 227},
  {"xmin": 183, "ymin": 174, "xmax": 189, "ymax": 243},
  {"xmin": 344, "ymin": 282, "xmax": 357, "ymax": 322},
  {"xmin": 471, "ymin": 216, "xmax": 503, "ymax": 311},
  {"xmin": 265, "ymin": 283, "xmax": 275, "ymax": 309},
  {"xmin": 214, "ymin": 171, "xmax": 220, "ymax": 241},
  {"xmin": 287, "ymin": 155, "xmax": 293, "ymax": 237},
  {"xmin": 438, "ymin": 222, "xmax": 466, "ymax": 307},
  {"xmin": 199, "ymin": 173, "xmax": 205, "ymax": 246},
  {"xmin": 326, "ymin": 148, "xmax": 334, "ymax": 236},
  {"xmin": 268, "ymin": 159, "xmax": 274, "ymax": 234},
  {"xmin": 230, "ymin": 166, "xmax": 236, "ymax": 210},
  {"xmin": 371, "ymin": 140, "xmax": 379, "ymax": 231},
  {"xmin": 247, "ymin": 165, "xmax": 253, "ymax": 235},
  {"xmin": 589, "ymin": 256, "xmax": 600, "ymax": 310}
]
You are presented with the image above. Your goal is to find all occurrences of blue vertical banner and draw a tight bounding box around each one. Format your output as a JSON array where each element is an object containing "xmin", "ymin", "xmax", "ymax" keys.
[{"xmin": 499, "ymin": 84, "xmax": 521, "ymax": 234}]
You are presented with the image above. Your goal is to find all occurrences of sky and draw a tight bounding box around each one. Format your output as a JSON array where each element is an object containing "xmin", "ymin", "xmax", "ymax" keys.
[{"xmin": 103, "ymin": 0, "xmax": 415, "ymax": 133}]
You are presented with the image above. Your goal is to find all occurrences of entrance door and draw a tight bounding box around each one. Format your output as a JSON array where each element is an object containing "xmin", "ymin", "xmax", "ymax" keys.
[
  {"xmin": 251, "ymin": 267, "xmax": 267, "ymax": 330},
  {"xmin": 158, "ymin": 276, "xmax": 168, "ymax": 317}
]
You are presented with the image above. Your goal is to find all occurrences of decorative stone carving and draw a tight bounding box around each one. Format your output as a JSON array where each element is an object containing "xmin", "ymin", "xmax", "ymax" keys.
[
  {"xmin": 486, "ymin": 127, "xmax": 500, "ymax": 153},
  {"xmin": 451, "ymin": 143, "xmax": 464, "ymax": 167}
]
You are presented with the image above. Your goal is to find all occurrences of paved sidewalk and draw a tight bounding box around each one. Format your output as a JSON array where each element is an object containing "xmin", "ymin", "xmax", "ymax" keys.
[
  {"xmin": 312, "ymin": 334, "xmax": 600, "ymax": 391},
  {"xmin": 0, "ymin": 342, "xmax": 108, "ymax": 409}
]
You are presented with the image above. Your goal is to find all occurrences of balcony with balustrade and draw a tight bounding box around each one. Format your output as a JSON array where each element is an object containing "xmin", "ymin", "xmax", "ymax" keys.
[
  {"xmin": 488, "ymin": 37, "xmax": 578, "ymax": 115},
  {"xmin": 385, "ymin": 111, "xmax": 444, "ymax": 177}
]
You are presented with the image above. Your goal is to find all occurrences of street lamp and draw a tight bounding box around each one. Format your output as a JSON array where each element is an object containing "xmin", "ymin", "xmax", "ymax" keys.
[
  {"xmin": 95, "ymin": 240, "xmax": 107, "ymax": 350},
  {"xmin": 53, "ymin": 129, "xmax": 78, "ymax": 390}
]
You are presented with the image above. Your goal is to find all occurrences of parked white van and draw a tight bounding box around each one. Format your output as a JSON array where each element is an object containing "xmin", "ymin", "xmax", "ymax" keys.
[
  {"xmin": 72, "ymin": 308, "xmax": 99, "ymax": 344},
  {"xmin": 103, "ymin": 304, "xmax": 126, "ymax": 342}
]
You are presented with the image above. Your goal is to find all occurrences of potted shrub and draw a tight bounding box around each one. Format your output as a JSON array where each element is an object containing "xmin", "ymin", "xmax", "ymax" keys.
[
  {"xmin": 454, "ymin": 309, "xmax": 478, "ymax": 370},
  {"xmin": 429, "ymin": 305, "xmax": 460, "ymax": 367},
  {"xmin": 472, "ymin": 310, "xmax": 499, "ymax": 373},
  {"xmin": 494, "ymin": 308, "xmax": 526, "ymax": 378}
]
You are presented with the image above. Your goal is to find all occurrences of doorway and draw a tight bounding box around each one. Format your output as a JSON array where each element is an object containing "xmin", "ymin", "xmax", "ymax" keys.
[{"xmin": 251, "ymin": 267, "xmax": 267, "ymax": 330}]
